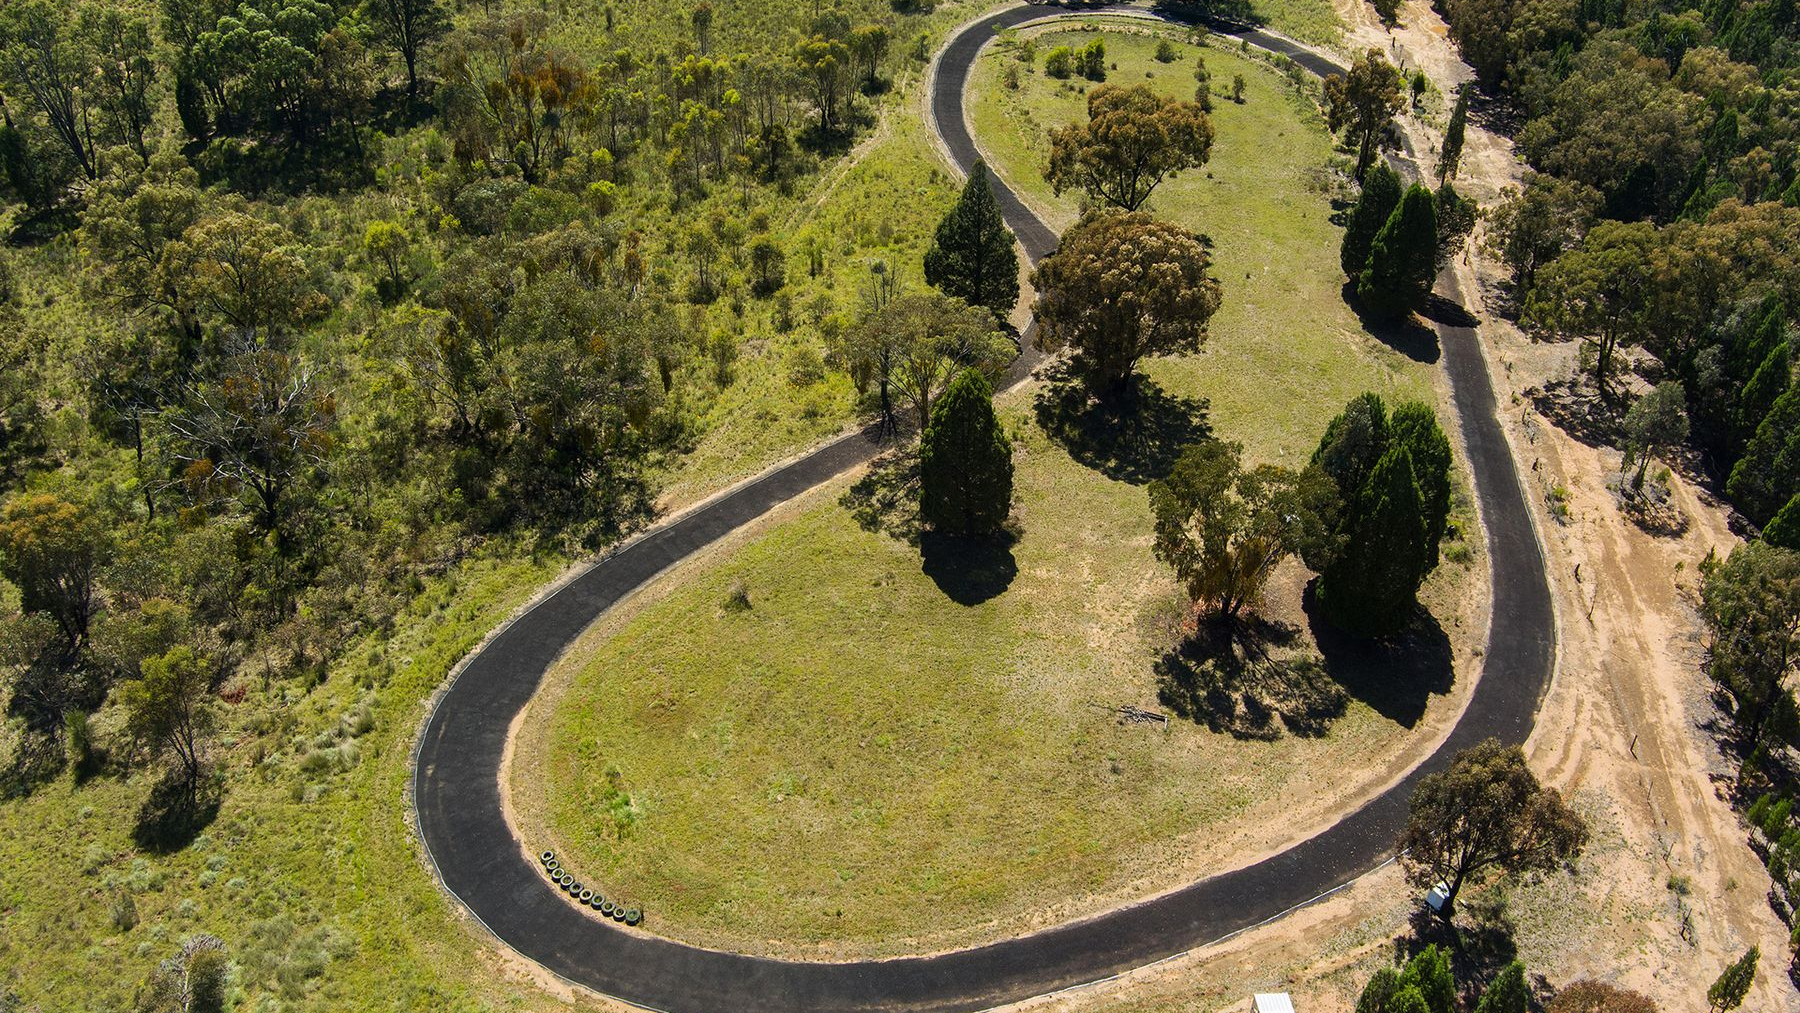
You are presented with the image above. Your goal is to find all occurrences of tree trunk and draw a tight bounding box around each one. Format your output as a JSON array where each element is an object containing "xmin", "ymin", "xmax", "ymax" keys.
[{"xmin": 1439, "ymin": 864, "xmax": 1468, "ymax": 920}]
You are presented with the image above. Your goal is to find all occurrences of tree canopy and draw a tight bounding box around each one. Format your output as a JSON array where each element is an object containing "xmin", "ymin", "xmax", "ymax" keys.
[
  {"xmin": 1309, "ymin": 394, "xmax": 1454, "ymax": 636},
  {"xmin": 1700, "ymin": 542, "xmax": 1800, "ymax": 748},
  {"xmin": 118, "ymin": 644, "xmax": 215, "ymax": 795},
  {"xmin": 0, "ymin": 493, "xmax": 108, "ymax": 647},
  {"xmin": 1356, "ymin": 183, "xmax": 1439, "ymax": 317},
  {"xmin": 923, "ymin": 160, "xmax": 1020, "ymax": 319},
  {"xmin": 1341, "ymin": 161, "xmax": 1403, "ymax": 279},
  {"xmin": 1149, "ymin": 438, "xmax": 1339, "ymax": 621},
  {"xmin": 1031, "ymin": 210, "xmax": 1222, "ymax": 403},
  {"xmin": 1045, "ymin": 84, "xmax": 1213, "ymax": 211},
  {"xmin": 1621, "ymin": 380, "xmax": 1689, "ymax": 491},
  {"xmin": 1398, "ymin": 738, "xmax": 1588, "ymax": 916},
  {"xmin": 1323, "ymin": 49, "xmax": 1404, "ymax": 182},
  {"xmin": 850, "ymin": 290, "xmax": 1013, "ymax": 432},
  {"xmin": 919, "ymin": 368, "xmax": 1013, "ymax": 537}
]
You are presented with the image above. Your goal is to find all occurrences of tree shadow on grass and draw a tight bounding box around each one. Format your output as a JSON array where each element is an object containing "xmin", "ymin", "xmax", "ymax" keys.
[
  {"xmin": 133, "ymin": 769, "xmax": 222, "ymax": 854},
  {"xmin": 1303, "ymin": 580, "xmax": 1454, "ymax": 729},
  {"xmin": 1155, "ymin": 616, "xmax": 1347, "ymax": 739},
  {"xmin": 920, "ymin": 530, "xmax": 1019, "ymax": 605},
  {"xmin": 1033, "ymin": 364, "xmax": 1210, "ymax": 485},
  {"xmin": 0, "ymin": 730, "xmax": 64, "ymax": 801},
  {"xmin": 840, "ymin": 449, "xmax": 921, "ymax": 545},
  {"xmin": 1343, "ymin": 282, "xmax": 1443, "ymax": 364}
]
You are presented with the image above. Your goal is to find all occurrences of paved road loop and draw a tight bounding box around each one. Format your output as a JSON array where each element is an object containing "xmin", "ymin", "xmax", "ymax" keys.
[{"xmin": 411, "ymin": 7, "xmax": 1556, "ymax": 1011}]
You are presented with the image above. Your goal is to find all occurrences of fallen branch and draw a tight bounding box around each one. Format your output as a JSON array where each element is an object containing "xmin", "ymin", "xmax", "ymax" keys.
[{"xmin": 1091, "ymin": 701, "xmax": 1170, "ymax": 728}]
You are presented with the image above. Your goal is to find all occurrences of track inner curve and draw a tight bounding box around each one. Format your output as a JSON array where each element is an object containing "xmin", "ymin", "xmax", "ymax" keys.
[{"xmin": 410, "ymin": 8, "xmax": 1556, "ymax": 1012}]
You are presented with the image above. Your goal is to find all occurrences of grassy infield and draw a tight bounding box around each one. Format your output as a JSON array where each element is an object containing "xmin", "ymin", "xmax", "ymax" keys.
[
  {"xmin": 512, "ymin": 27, "xmax": 1482, "ymax": 957},
  {"xmin": 0, "ymin": 3, "xmax": 1487, "ymax": 1010}
]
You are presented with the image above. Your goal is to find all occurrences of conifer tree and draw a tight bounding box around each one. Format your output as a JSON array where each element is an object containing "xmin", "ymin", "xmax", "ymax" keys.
[
  {"xmin": 1340, "ymin": 162, "xmax": 1403, "ymax": 278},
  {"xmin": 1311, "ymin": 393, "xmax": 1391, "ymax": 505},
  {"xmin": 924, "ymin": 160, "xmax": 1021, "ymax": 319},
  {"xmin": 1737, "ymin": 341, "xmax": 1791, "ymax": 453},
  {"xmin": 1474, "ymin": 962, "xmax": 1530, "ymax": 1013},
  {"xmin": 1764, "ymin": 494, "xmax": 1800, "ymax": 550},
  {"xmin": 1319, "ymin": 444, "xmax": 1429, "ymax": 635},
  {"xmin": 1400, "ymin": 945, "xmax": 1455, "ymax": 1013},
  {"xmin": 920, "ymin": 368, "xmax": 1013, "ymax": 536},
  {"xmin": 1729, "ymin": 384, "xmax": 1800, "ymax": 525},
  {"xmin": 1357, "ymin": 183, "xmax": 1439, "ymax": 317},
  {"xmin": 1391, "ymin": 400, "xmax": 1454, "ymax": 568},
  {"xmin": 1356, "ymin": 968, "xmax": 1402, "ymax": 1013},
  {"xmin": 1707, "ymin": 948, "xmax": 1757, "ymax": 1013},
  {"xmin": 1438, "ymin": 86, "xmax": 1468, "ymax": 184}
]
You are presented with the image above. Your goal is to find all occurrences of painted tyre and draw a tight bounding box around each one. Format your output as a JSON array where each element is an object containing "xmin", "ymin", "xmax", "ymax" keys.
[{"xmin": 624, "ymin": 908, "xmax": 642, "ymax": 926}]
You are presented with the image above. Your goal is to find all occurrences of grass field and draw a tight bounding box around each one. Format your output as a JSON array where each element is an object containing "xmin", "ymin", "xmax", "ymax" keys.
[
  {"xmin": 652, "ymin": 107, "xmax": 966, "ymax": 508},
  {"xmin": 511, "ymin": 31, "xmax": 1482, "ymax": 958},
  {"xmin": 971, "ymin": 24, "xmax": 1430, "ymax": 464},
  {"xmin": 514, "ymin": 403, "xmax": 1478, "ymax": 957}
]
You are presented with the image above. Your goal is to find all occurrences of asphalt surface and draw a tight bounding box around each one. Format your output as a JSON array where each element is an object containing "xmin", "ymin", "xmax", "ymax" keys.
[{"xmin": 410, "ymin": 7, "xmax": 1556, "ymax": 1012}]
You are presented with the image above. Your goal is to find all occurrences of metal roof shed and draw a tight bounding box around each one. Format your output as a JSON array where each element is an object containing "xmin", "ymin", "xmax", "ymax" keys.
[{"xmin": 1252, "ymin": 994, "xmax": 1296, "ymax": 1013}]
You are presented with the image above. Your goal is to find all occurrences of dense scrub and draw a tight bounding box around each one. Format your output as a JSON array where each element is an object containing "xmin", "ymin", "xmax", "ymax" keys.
[
  {"xmin": 1440, "ymin": 0, "xmax": 1800, "ymax": 527},
  {"xmin": 1436, "ymin": 0, "xmax": 1800, "ymax": 983},
  {"xmin": 0, "ymin": 0, "xmax": 971, "ymax": 1004}
]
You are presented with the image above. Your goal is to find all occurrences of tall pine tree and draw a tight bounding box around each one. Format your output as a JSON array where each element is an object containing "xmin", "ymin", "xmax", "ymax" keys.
[
  {"xmin": 1438, "ymin": 86, "xmax": 1468, "ymax": 184},
  {"xmin": 1729, "ymin": 383, "xmax": 1800, "ymax": 525},
  {"xmin": 1319, "ymin": 444, "xmax": 1429, "ymax": 636},
  {"xmin": 1737, "ymin": 341, "xmax": 1791, "ymax": 454},
  {"xmin": 1391, "ymin": 401, "xmax": 1454, "ymax": 568},
  {"xmin": 1340, "ymin": 161, "xmax": 1403, "ymax": 278},
  {"xmin": 1764, "ymin": 494, "xmax": 1800, "ymax": 550},
  {"xmin": 924, "ymin": 160, "xmax": 1021, "ymax": 320},
  {"xmin": 1313, "ymin": 392, "xmax": 1391, "ymax": 499},
  {"xmin": 1357, "ymin": 183, "xmax": 1439, "ymax": 318},
  {"xmin": 920, "ymin": 368, "xmax": 1014, "ymax": 535},
  {"xmin": 1472, "ymin": 962, "xmax": 1529, "ymax": 1013}
]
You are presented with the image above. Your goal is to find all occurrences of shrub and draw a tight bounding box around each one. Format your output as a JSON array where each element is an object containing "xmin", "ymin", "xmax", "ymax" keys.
[
  {"xmin": 1155, "ymin": 40, "xmax": 1178, "ymax": 62},
  {"xmin": 786, "ymin": 345, "xmax": 826, "ymax": 387},
  {"xmin": 1079, "ymin": 39, "xmax": 1107, "ymax": 80},
  {"xmin": 64, "ymin": 709, "xmax": 94, "ymax": 779},
  {"xmin": 1045, "ymin": 46, "xmax": 1074, "ymax": 78},
  {"xmin": 723, "ymin": 580, "xmax": 752, "ymax": 612},
  {"xmin": 110, "ymin": 891, "xmax": 139, "ymax": 932}
]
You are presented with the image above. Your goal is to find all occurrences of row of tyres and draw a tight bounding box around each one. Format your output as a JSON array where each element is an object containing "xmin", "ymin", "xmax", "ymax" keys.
[{"xmin": 540, "ymin": 850, "xmax": 643, "ymax": 926}]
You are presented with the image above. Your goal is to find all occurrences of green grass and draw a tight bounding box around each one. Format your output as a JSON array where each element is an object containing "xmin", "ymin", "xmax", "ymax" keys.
[
  {"xmin": 0, "ymin": 551, "xmax": 574, "ymax": 1013},
  {"xmin": 513, "ymin": 28, "xmax": 1482, "ymax": 958},
  {"xmin": 516, "ymin": 402, "xmax": 1460, "ymax": 956},
  {"xmin": 1246, "ymin": 0, "xmax": 1345, "ymax": 47},
  {"xmin": 653, "ymin": 109, "xmax": 966, "ymax": 508},
  {"xmin": 972, "ymin": 26, "xmax": 1429, "ymax": 463}
]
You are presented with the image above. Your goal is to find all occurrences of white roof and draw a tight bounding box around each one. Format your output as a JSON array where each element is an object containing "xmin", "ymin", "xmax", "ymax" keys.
[{"xmin": 1253, "ymin": 994, "xmax": 1296, "ymax": 1013}]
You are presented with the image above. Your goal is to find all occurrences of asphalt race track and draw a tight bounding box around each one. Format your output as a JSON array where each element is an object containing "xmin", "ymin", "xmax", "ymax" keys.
[{"xmin": 410, "ymin": 7, "xmax": 1556, "ymax": 1011}]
